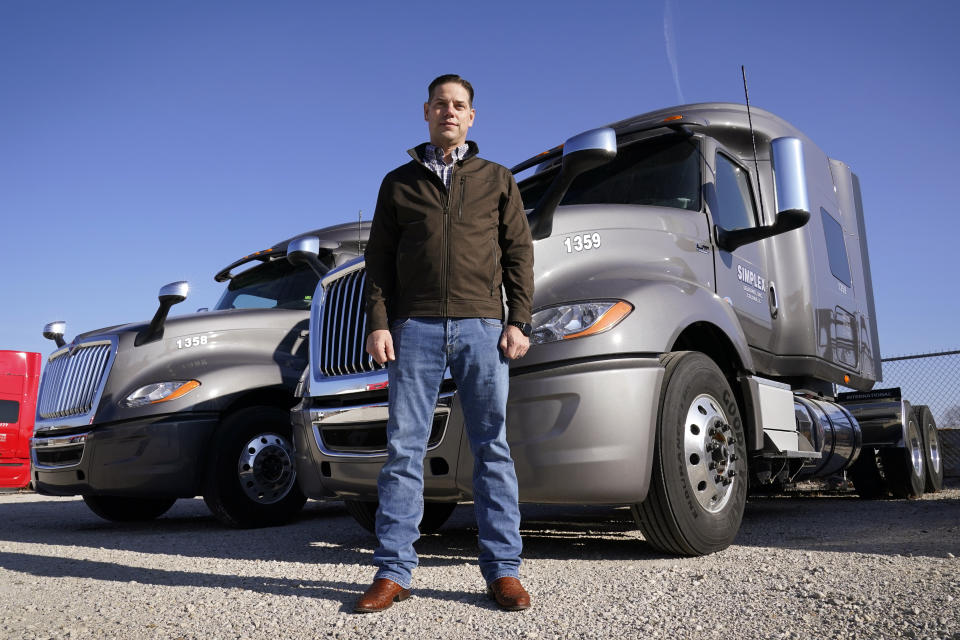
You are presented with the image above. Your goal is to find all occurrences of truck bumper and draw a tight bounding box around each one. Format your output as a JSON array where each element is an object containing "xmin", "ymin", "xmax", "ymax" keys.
[
  {"xmin": 31, "ymin": 413, "xmax": 219, "ymax": 497},
  {"xmin": 293, "ymin": 356, "xmax": 663, "ymax": 505}
]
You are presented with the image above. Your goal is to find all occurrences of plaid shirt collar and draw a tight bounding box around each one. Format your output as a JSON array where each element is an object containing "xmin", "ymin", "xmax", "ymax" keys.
[{"xmin": 423, "ymin": 143, "xmax": 469, "ymax": 189}]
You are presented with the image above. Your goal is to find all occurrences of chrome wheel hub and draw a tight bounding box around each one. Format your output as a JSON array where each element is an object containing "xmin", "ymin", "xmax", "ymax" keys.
[
  {"xmin": 684, "ymin": 393, "xmax": 738, "ymax": 513},
  {"xmin": 237, "ymin": 433, "xmax": 296, "ymax": 504},
  {"xmin": 908, "ymin": 428, "xmax": 924, "ymax": 479},
  {"xmin": 928, "ymin": 428, "xmax": 941, "ymax": 475}
]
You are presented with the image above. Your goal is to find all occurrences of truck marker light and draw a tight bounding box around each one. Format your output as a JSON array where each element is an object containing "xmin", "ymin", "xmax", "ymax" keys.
[
  {"xmin": 662, "ymin": 115, "xmax": 683, "ymax": 122},
  {"xmin": 240, "ymin": 248, "xmax": 273, "ymax": 261},
  {"xmin": 843, "ymin": 375, "xmax": 850, "ymax": 385},
  {"xmin": 534, "ymin": 143, "xmax": 564, "ymax": 159}
]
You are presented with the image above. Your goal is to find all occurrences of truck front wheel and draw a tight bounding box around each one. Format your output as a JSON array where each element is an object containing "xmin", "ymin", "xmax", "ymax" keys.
[
  {"xmin": 632, "ymin": 352, "xmax": 748, "ymax": 556},
  {"xmin": 203, "ymin": 406, "xmax": 306, "ymax": 528},
  {"xmin": 82, "ymin": 495, "xmax": 176, "ymax": 522}
]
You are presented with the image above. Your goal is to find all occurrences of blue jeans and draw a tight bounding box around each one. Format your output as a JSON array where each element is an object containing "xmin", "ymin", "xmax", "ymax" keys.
[{"xmin": 373, "ymin": 317, "xmax": 522, "ymax": 588}]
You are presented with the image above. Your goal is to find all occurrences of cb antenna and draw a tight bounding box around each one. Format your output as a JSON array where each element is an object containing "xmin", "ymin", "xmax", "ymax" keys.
[
  {"xmin": 357, "ymin": 209, "xmax": 362, "ymax": 255},
  {"xmin": 741, "ymin": 65, "xmax": 766, "ymax": 222}
]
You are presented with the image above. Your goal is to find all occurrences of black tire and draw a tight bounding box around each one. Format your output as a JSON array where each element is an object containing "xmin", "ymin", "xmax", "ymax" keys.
[
  {"xmin": 913, "ymin": 405, "xmax": 944, "ymax": 493},
  {"xmin": 203, "ymin": 406, "xmax": 306, "ymax": 528},
  {"xmin": 344, "ymin": 499, "xmax": 457, "ymax": 534},
  {"xmin": 83, "ymin": 495, "xmax": 176, "ymax": 522},
  {"xmin": 847, "ymin": 447, "xmax": 889, "ymax": 499},
  {"xmin": 632, "ymin": 351, "xmax": 748, "ymax": 556},
  {"xmin": 879, "ymin": 405, "xmax": 925, "ymax": 499}
]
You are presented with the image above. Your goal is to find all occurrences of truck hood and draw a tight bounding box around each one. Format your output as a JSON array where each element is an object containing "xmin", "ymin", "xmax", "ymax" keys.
[{"xmin": 69, "ymin": 308, "xmax": 307, "ymax": 346}]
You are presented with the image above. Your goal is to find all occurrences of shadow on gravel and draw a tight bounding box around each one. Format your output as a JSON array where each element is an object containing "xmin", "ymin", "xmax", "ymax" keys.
[
  {"xmin": 3, "ymin": 487, "xmax": 957, "ymax": 575},
  {"xmin": 0, "ymin": 496, "xmax": 367, "ymax": 563},
  {"xmin": 0, "ymin": 500, "xmax": 669, "ymax": 609},
  {"xmin": 735, "ymin": 492, "xmax": 960, "ymax": 559},
  {"xmin": 0, "ymin": 549, "xmax": 368, "ymax": 602},
  {"xmin": 0, "ymin": 547, "xmax": 535, "ymax": 612}
]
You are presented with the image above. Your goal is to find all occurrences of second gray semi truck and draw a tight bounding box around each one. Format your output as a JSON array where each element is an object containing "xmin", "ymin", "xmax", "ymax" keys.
[
  {"xmin": 289, "ymin": 103, "xmax": 943, "ymax": 555},
  {"xmin": 31, "ymin": 223, "xmax": 365, "ymax": 527}
]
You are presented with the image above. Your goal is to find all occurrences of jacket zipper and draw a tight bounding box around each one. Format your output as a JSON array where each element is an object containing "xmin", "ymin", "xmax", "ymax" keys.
[
  {"xmin": 441, "ymin": 167, "xmax": 454, "ymax": 317},
  {"xmin": 458, "ymin": 176, "xmax": 465, "ymax": 221}
]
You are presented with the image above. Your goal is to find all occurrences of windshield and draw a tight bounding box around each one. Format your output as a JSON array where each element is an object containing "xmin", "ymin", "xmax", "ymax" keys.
[
  {"xmin": 518, "ymin": 135, "xmax": 701, "ymax": 212},
  {"xmin": 214, "ymin": 259, "xmax": 320, "ymax": 311}
]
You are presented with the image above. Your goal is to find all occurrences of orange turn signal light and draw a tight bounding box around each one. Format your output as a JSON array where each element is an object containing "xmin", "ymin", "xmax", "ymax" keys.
[
  {"xmin": 562, "ymin": 301, "xmax": 634, "ymax": 340},
  {"xmin": 151, "ymin": 380, "xmax": 201, "ymax": 404}
]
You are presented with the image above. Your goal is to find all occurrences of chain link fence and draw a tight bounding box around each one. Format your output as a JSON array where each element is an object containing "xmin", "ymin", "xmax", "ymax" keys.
[{"xmin": 878, "ymin": 349, "xmax": 960, "ymax": 477}]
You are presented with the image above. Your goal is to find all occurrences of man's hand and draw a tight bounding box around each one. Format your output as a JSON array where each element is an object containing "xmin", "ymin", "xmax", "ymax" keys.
[
  {"xmin": 499, "ymin": 324, "xmax": 530, "ymax": 360},
  {"xmin": 366, "ymin": 329, "xmax": 396, "ymax": 365}
]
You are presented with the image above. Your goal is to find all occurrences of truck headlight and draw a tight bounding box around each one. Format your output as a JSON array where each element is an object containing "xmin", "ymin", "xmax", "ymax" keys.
[
  {"xmin": 530, "ymin": 300, "xmax": 633, "ymax": 345},
  {"xmin": 122, "ymin": 380, "xmax": 200, "ymax": 408}
]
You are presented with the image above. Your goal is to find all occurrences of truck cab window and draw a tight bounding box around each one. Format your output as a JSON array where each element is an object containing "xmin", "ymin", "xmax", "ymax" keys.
[
  {"xmin": 821, "ymin": 207, "xmax": 852, "ymax": 286},
  {"xmin": 214, "ymin": 261, "xmax": 319, "ymax": 311},
  {"xmin": 714, "ymin": 154, "xmax": 759, "ymax": 231},
  {"xmin": 519, "ymin": 135, "xmax": 701, "ymax": 212},
  {"xmin": 0, "ymin": 400, "xmax": 19, "ymax": 424}
]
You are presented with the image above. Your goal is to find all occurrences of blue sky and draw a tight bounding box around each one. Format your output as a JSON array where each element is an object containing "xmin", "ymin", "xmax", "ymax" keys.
[{"xmin": 2, "ymin": 0, "xmax": 958, "ymax": 368}]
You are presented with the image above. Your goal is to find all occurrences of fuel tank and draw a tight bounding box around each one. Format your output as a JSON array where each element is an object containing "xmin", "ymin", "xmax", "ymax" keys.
[{"xmin": 793, "ymin": 395, "xmax": 863, "ymax": 478}]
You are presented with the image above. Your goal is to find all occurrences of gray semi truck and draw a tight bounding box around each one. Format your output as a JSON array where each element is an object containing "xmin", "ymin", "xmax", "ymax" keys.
[
  {"xmin": 289, "ymin": 103, "xmax": 944, "ymax": 555},
  {"xmin": 30, "ymin": 223, "xmax": 365, "ymax": 527}
]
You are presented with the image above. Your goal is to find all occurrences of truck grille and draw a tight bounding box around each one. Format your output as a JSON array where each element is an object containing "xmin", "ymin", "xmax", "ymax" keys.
[
  {"xmin": 38, "ymin": 341, "xmax": 114, "ymax": 419},
  {"xmin": 319, "ymin": 266, "xmax": 379, "ymax": 377},
  {"xmin": 32, "ymin": 433, "xmax": 88, "ymax": 468},
  {"xmin": 320, "ymin": 413, "xmax": 446, "ymax": 454}
]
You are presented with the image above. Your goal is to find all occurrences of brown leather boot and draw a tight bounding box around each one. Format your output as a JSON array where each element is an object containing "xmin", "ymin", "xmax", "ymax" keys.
[
  {"xmin": 486, "ymin": 577, "xmax": 531, "ymax": 611},
  {"xmin": 354, "ymin": 578, "xmax": 411, "ymax": 613}
]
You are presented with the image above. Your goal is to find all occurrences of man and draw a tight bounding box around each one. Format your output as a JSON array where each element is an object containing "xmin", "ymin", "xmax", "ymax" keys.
[{"xmin": 354, "ymin": 74, "xmax": 534, "ymax": 613}]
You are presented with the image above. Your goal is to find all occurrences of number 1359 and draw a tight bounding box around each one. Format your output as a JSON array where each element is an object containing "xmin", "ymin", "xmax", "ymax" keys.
[{"xmin": 563, "ymin": 233, "xmax": 601, "ymax": 253}]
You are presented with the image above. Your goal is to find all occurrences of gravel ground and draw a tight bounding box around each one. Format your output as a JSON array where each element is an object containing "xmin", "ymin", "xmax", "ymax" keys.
[{"xmin": 0, "ymin": 483, "xmax": 958, "ymax": 640}]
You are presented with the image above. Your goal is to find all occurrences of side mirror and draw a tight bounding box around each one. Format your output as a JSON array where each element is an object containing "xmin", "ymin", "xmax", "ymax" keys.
[
  {"xmin": 529, "ymin": 127, "xmax": 617, "ymax": 240},
  {"xmin": 159, "ymin": 281, "xmax": 189, "ymax": 305},
  {"xmin": 715, "ymin": 136, "xmax": 811, "ymax": 252},
  {"xmin": 43, "ymin": 321, "xmax": 67, "ymax": 348},
  {"xmin": 286, "ymin": 236, "xmax": 330, "ymax": 278},
  {"xmin": 136, "ymin": 281, "xmax": 189, "ymax": 346},
  {"xmin": 715, "ymin": 208, "xmax": 811, "ymax": 252}
]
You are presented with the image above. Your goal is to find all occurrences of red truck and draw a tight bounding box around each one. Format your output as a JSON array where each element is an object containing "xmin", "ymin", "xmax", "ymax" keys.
[{"xmin": 0, "ymin": 351, "xmax": 41, "ymax": 489}]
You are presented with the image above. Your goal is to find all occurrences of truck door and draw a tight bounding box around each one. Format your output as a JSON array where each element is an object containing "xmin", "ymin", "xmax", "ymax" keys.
[
  {"xmin": 0, "ymin": 352, "xmax": 25, "ymax": 465},
  {"xmin": 709, "ymin": 150, "xmax": 775, "ymax": 352}
]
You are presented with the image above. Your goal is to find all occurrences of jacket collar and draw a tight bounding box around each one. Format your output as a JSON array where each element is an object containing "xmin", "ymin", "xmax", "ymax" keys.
[{"xmin": 408, "ymin": 140, "xmax": 479, "ymax": 164}]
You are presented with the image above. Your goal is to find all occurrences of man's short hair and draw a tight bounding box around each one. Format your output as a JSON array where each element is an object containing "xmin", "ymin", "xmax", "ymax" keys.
[{"xmin": 428, "ymin": 74, "xmax": 474, "ymax": 106}]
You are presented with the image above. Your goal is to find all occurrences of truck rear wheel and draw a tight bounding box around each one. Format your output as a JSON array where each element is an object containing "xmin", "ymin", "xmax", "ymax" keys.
[
  {"xmin": 344, "ymin": 499, "xmax": 457, "ymax": 534},
  {"xmin": 203, "ymin": 406, "xmax": 306, "ymax": 528},
  {"xmin": 632, "ymin": 352, "xmax": 748, "ymax": 556},
  {"xmin": 83, "ymin": 495, "xmax": 176, "ymax": 522},
  {"xmin": 879, "ymin": 406, "xmax": 925, "ymax": 499},
  {"xmin": 913, "ymin": 405, "xmax": 944, "ymax": 493}
]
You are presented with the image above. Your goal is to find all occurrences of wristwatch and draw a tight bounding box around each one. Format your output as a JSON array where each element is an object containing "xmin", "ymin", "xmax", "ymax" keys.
[{"xmin": 508, "ymin": 321, "xmax": 532, "ymax": 337}]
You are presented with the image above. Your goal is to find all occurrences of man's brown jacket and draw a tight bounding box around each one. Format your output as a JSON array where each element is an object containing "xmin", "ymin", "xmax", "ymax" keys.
[{"xmin": 364, "ymin": 142, "xmax": 534, "ymax": 334}]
